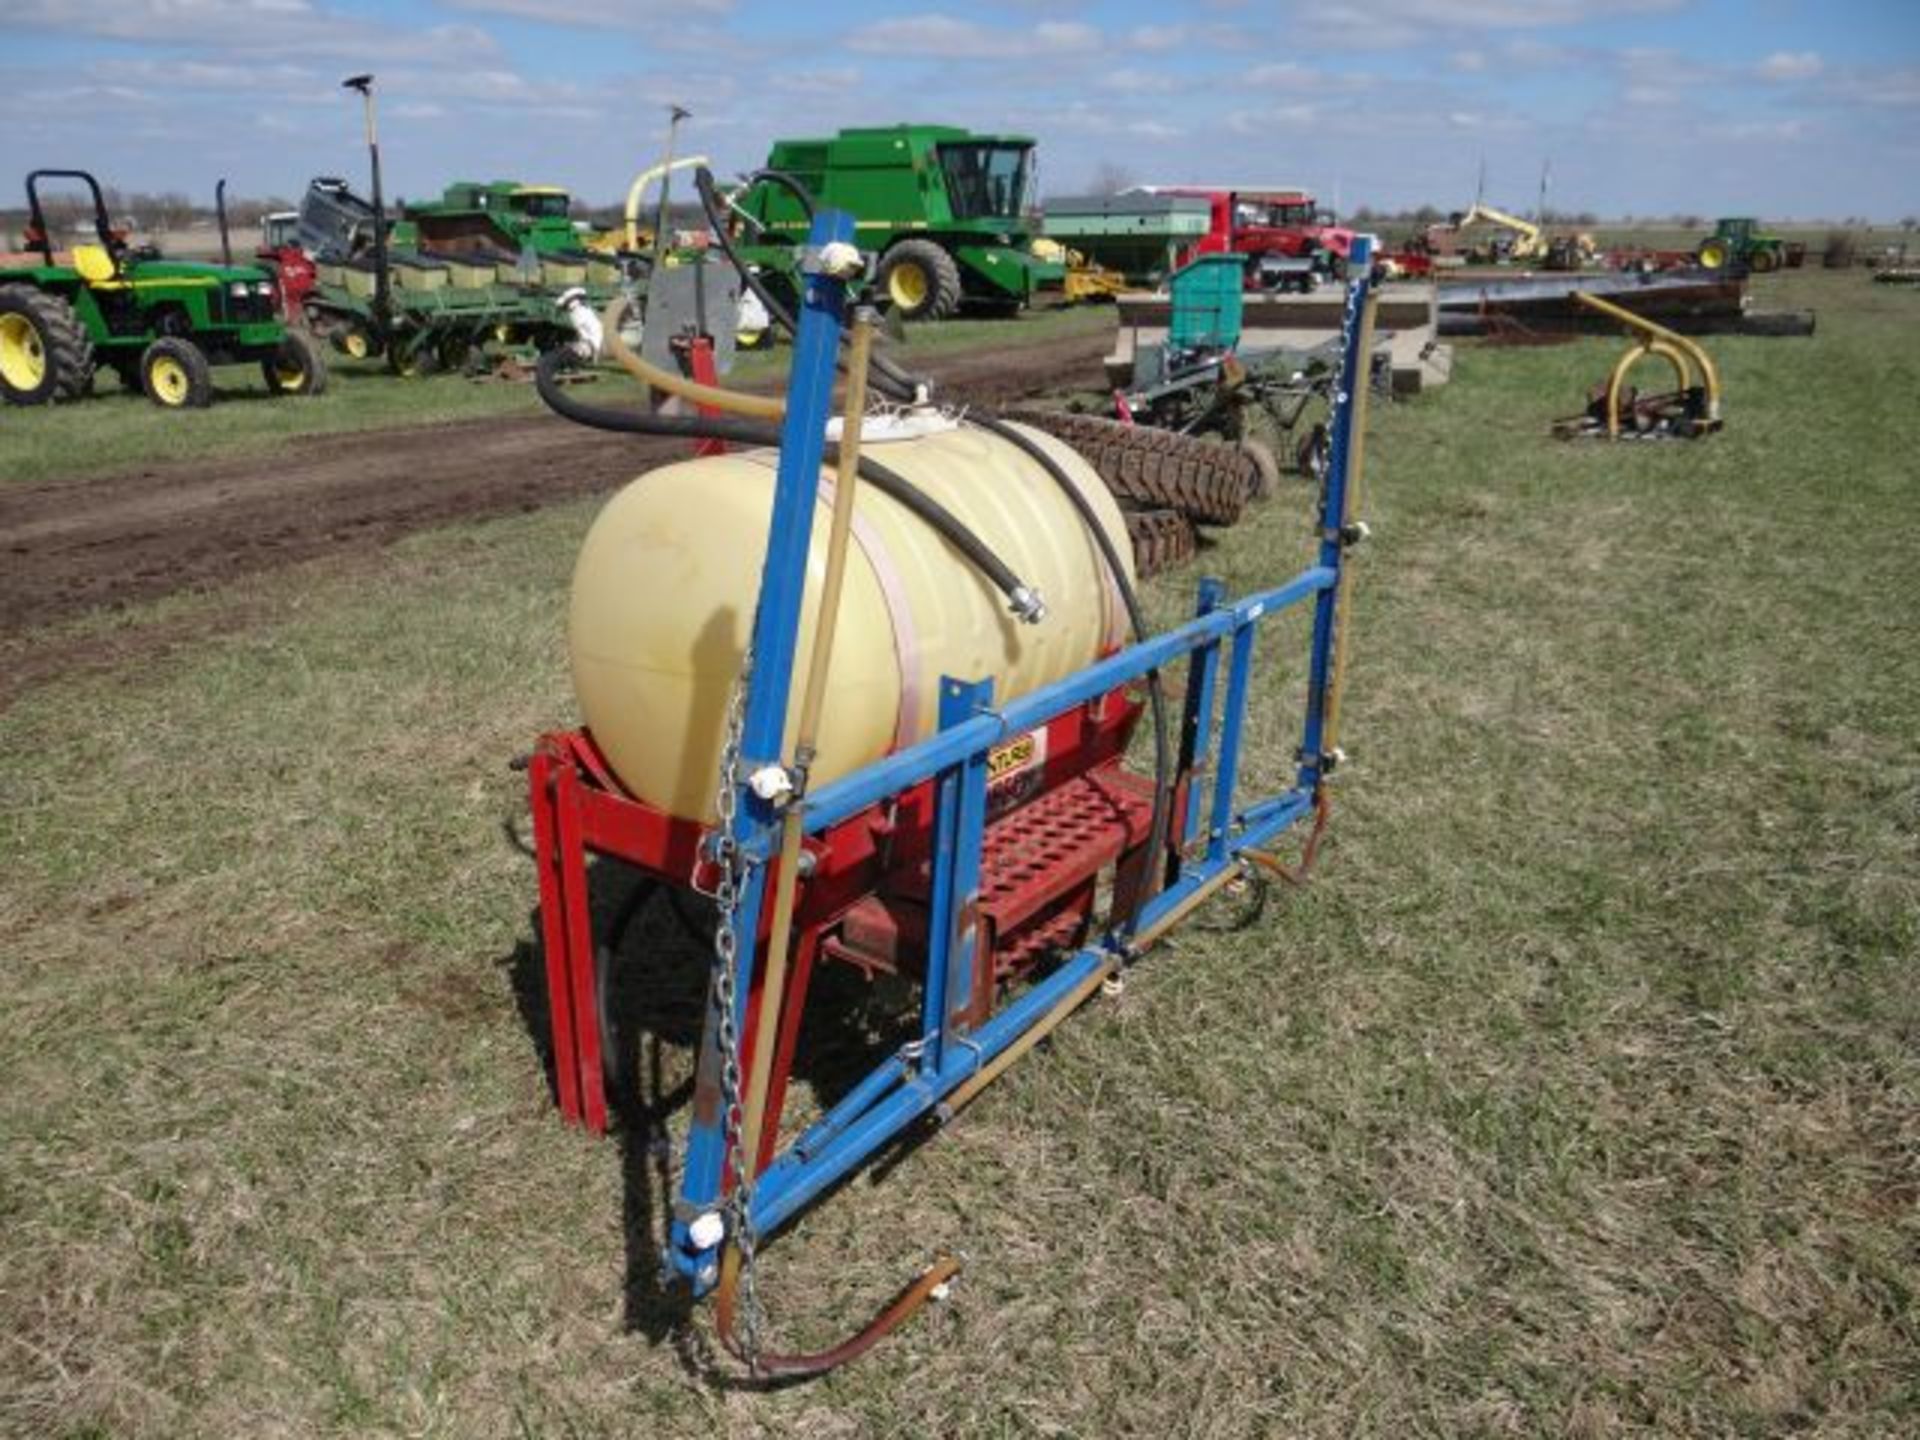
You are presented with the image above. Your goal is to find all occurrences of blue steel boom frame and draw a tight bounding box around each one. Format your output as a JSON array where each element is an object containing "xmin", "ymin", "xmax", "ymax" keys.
[{"xmin": 667, "ymin": 211, "xmax": 1377, "ymax": 1290}]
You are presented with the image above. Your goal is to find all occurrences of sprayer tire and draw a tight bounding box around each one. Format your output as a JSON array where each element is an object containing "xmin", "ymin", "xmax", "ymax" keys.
[
  {"xmin": 0, "ymin": 284, "xmax": 95, "ymax": 406},
  {"xmin": 1125, "ymin": 509, "xmax": 1197, "ymax": 579},
  {"xmin": 1001, "ymin": 409, "xmax": 1251, "ymax": 526},
  {"xmin": 1238, "ymin": 437, "xmax": 1281, "ymax": 501},
  {"xmin": 878, "ymin": 239, "xmax": 962, "ymax": 322}
]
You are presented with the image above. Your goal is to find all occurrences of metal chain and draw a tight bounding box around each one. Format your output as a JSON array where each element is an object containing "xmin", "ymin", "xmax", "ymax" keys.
[{"xmin": 705, "ymin": 646, "xmax": 764, "ymax": 1368}]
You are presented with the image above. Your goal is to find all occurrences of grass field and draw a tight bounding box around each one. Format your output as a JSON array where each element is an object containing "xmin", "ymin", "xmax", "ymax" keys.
[
  {"xmin": 0, "ymin": 307, "xmax": 1113, "ymax": 488},
  {"xmin": 1, "ymin": 269, "xmax": 1915, "ymax": 1436}
]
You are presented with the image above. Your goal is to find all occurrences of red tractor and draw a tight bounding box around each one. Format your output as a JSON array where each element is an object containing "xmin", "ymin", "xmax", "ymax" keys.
[
  {"xmin": 1147, "ymin": 185, "xmax": 1358, "ymax": 291},
  {"xmin": 256, "ymin": 210, "xmax": 316, "ymax": 323}
]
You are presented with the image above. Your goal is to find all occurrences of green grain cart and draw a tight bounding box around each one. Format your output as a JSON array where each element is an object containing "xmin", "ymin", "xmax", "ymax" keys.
[
  {"xmin": 734, "ymin": 124, "xmax": 1063, "ymax": 321},
  {"xmin": 0, "ymin": 169, "xmax": 324, "ymax": 408}
]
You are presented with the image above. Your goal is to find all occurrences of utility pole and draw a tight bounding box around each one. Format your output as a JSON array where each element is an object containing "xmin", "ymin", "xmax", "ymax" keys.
[
  {"xmin": 650, "ymin": 104, "xmax": 691, "ymax": 282},
  {"xmin": 342, "ymin": 74, "xmax": 389, "ymax": 341}
]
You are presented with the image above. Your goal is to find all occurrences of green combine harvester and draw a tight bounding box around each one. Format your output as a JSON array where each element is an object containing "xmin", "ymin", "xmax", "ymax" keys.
[
  {"xmin": 297, "ymin": 176, "xmax": 629, "ymax": 375},
  {"xmin": 731, "ymin": 124, "xmax": 1063, "ymax": 320},
  {"xmin": 0, "ymin": 168, "xmax": 324, "ymax": 408}
]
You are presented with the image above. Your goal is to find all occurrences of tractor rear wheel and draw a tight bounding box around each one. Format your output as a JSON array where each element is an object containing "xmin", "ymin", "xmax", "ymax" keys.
[
  {"xmin": 1696, "ymin": 239, "xmax": 1730, "ymax": 270},
  {"xmin": 878, "ymin": 239, "xmax": 962, "ymax": 322},
  {"xmin": 0, "ymin": 284, "xmax": 96, "ymax": 406},
  {"xmin": 261, "ymin": 329, "xmax": 328, "ymax": 397},
  {"xmin": 139, "ymin": 337, "xmax": 213, "ymax": 409}
]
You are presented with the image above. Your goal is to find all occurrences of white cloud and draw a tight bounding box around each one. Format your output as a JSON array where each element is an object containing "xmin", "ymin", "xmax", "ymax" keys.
[
  {"xmin": 1367, "ymin": 0, "xmax": 1682, "ymax": 26},
  {"xmin": 441, "ymin": 0, "xmax": 728, "ymax": 24},
  {"xmin": 845, "ymin": 13, "xmax": 1102, "ymax": 59},
  {"xmin": 1705, "ymin": 118, "xmax": 1808, "ymax": 141},
  {"xmin": 1226, "ymin": 104, "xmax": 1318, "ymax": 136},
  {"xmin": 1756, "ymin": 51, "xmax": 1822, "ymax": 81},
  {"xmin": 0, "ymin": 0, "xmax": 500, "ymax": 60},
  {"xmin": 1098, "ymin": 67, "xmax": 1179, "ymax": 96},
  {"xmin": 1450, "ymin": 50, "xmax": 1488, "ymax": 72},
  {"xmin": 1127, "ymin": 24, "xmax": 1186, "ymax": 51}
]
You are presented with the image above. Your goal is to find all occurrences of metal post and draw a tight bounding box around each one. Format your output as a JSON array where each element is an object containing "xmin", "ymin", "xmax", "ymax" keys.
[
  {"xmin": 923, "ymin": 676, "xmax": 993, "ymax": 1074},
  {"xmin": 1296, "ymin": 234, "xmax": 1373, "ymax": 792},
  {"xmin": 670, "ymin": 209, "xmax": 856, "ymax": 1289},
  {"xmin": 342, "ymin": 75, "xmax": 389, "ymax": 342},
  {"xmin": 1176, "ymin": 576, "xmax": 1227, "ymax": 855},
  {"xmin": 649, "ymin": 105, "xmax": 689, "ymax": 287},
  {"xmin": 215, "ymin": 179, "xmax": 232, "ymax": 267}
]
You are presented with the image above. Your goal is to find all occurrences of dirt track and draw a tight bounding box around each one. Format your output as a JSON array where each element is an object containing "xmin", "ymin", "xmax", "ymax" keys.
[{"xmin": 0, "ymin": 330, "xmax": 1107, "ymax": 689}]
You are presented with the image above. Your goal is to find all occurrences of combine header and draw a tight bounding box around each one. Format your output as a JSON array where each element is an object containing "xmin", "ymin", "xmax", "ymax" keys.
[{"xmin": 524, "ymin": 203, "xmax": 1382, "ymax": 1373}]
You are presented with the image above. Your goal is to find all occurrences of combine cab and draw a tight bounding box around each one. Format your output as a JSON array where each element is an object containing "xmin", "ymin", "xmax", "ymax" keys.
[{"xmin": 733, "ymin": 124, "xmax": 1061, "ymax": 320}]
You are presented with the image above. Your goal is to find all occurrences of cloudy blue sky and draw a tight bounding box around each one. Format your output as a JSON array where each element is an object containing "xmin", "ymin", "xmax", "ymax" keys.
[{"xmin": 3, "ymin": 0, "xmax": 1916, "ymax": 218}]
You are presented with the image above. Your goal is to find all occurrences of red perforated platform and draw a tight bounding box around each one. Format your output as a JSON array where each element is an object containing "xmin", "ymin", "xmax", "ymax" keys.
[{"xmin": 822, "ymin": 766, "xmax": 1155, "ymax": 988}]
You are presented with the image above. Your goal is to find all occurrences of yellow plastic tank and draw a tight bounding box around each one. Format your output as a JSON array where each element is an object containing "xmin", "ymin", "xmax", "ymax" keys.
[{"xmin": 568, "ymin": 420, "xmax": 1132, "ymax": 821}]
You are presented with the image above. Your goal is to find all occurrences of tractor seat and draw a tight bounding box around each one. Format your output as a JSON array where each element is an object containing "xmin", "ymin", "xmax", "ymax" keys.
[{"xmin": 72, "ymin": 244, "xmax": 118, "ymax": 283}]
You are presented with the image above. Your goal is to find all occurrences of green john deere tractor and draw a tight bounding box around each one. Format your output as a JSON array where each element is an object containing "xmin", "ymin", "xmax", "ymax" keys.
[
  {"xmin": 732, "ymin": 124, "xmax": 1063, "ymax": 322},
  {"xmin": 1695, "ymin": 217, "xmax": 1788, "ymax": 274},
  {"xmin": 0, "ymin": 169, "xmax": 325, "ymax": 409}
]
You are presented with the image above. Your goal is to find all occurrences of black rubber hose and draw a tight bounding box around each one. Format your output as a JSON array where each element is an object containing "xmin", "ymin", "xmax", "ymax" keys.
[
  {"xmin": 536, "ymin": 349, "xmax": 1041, "ymax": 619},
  {"xmin": 966, "ymin": 414, "xmax": 1173, "ymax": 928},
  {"xmin": 694, "ymin": 167, "xmax": 928, "ymax": 405}
]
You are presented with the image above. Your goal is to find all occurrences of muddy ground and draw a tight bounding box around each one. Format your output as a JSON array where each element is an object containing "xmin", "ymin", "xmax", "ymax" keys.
[{"xmin": 0, "ymin": 330, "xmax": 1105, "ymax": 704}]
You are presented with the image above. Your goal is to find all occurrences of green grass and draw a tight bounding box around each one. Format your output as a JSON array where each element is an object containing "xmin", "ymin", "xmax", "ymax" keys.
[
  {"xmin": 0, "ymin": 307, "xmax": 1112, "ymax": 488},
  {"xmin": 2, "ymin": 269, "xmax": 1916, "ymax": 1436}
]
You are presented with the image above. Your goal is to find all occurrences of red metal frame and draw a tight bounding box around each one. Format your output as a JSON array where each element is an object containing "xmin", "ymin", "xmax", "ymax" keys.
[{"xmin": 527, "ymin": 686, "xmax": 1147, "ymax": 1151}]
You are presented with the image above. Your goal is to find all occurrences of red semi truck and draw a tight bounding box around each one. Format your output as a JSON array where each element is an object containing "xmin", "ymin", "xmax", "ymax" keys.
[{"xmin": 1141, "ymin": 185, "xmax": 1359, "ymax": 288}]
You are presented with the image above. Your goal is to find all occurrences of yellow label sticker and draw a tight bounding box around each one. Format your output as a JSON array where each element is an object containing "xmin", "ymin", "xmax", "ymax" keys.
[{"xmin": 987, "ymin": 733, "xmax": 1037, "ymax": 784}]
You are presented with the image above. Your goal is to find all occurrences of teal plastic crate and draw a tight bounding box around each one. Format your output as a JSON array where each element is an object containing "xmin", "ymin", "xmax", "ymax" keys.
[{"xmin": 1168, "ymin": 252, "xmax": 1244, "ymax": 350}]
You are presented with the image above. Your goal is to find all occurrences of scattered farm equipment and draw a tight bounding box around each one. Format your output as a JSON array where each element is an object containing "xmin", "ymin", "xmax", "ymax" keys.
[
  {"xmin": 522, "ymin": 216, "xmax": 1383, "ymax": 1375},
  {"xmin": 1417, "ymin": 202, "xmax": 1595, "ymax": 269},
  {"xmin": 1097, "ymin": 251, "xmax": 1344, "ymax": 494},
  {"xmin": 1695, "ymin": 217, "xmax": 1802, "ymax": 274},
  {"xmin": 0, "ymin": 168, "xmax": 324, "ymax": 408},
  {"xmin": 1552, "ymin": 290, "xmax": 1722, "ymax": 440},
  {"xmin": 727, "ymin": 125, "xmax": 1062, "ymax": 320},
  {"xmin": 283, "ymin": 75, "xmax": 642, "ymax": 375}
]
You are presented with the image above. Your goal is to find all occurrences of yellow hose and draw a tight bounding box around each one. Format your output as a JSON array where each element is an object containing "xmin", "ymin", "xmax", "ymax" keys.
[
  {"xmin": 601, "ymin": 295, "xmax": 785, "ymax": 420},
  {"xmin": 623, "ymin": 153, "xmax": 708, "ymax": 252},
  {"xmin": 716, "ymin": 312, "xmax": 878, "ymax": 1350}
]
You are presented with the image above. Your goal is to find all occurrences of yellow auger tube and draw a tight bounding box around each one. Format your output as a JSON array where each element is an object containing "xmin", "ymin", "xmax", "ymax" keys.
[
  {"xmin": 1322, "ymin": 288, "xmax": 1379, "ymax": 760},
  {"xmin": 623, "ymin": 153, "xmax": 709, "ymax": 252},
  {"xmin": 1604, "ymin": 339, "xmax": 1695, "ymax": 440},
  {"xmin": 1574, "ymin": 290, "xmax": 1722, "ymax": 436},
  {"xmin": 601, "ymin": 296, "xmax": 785, "ymax": 420}
]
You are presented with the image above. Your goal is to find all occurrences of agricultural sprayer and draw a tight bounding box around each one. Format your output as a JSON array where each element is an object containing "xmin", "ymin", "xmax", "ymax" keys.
[{"xmin": 523, "ymin": 202, "xmax": 1382, "ymax": 1375}]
